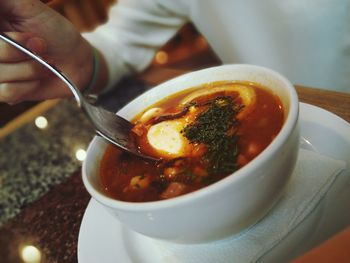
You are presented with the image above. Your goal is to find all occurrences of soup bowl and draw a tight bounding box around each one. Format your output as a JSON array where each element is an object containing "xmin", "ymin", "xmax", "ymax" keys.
[{"xmin": 82, "ymin": 64, "xmax": 300, "ymax": 244}]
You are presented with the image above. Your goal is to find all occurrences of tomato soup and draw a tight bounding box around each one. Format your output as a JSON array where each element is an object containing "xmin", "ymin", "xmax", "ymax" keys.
[{"xmin": 99, "ymin": 81, "xmax": 284, "ymax": 202}]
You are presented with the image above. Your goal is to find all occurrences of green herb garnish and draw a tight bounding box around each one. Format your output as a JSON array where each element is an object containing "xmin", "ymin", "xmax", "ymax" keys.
[{"xmin": 181, "ymin": 96, "xmax": 241, "ymax": 175}]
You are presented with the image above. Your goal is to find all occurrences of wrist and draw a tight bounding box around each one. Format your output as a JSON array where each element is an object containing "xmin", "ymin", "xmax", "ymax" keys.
[
  {"xmin": 82, "ymin": 47, "xmax": 99, "ymax": 94},
  {"xmin": 73, "ymin": 39, "xmax": 108, "ymax": 96}
]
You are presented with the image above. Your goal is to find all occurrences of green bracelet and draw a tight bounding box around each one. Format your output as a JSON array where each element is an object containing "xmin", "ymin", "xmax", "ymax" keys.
[{"xmin": 83, "ymin": 47, "xmax": 99, "ymax": 94}]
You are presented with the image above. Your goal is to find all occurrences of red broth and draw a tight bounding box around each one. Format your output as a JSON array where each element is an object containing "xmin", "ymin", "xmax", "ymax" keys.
[{"xmin": 99, "ymin": 81, "xmax": 284, "ymax": 202}]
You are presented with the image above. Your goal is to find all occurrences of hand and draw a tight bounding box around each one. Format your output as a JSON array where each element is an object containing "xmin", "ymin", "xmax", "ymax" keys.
[
  {"xmin": 0, "ymin": 0, "xmax": 94, "ymax": 104},
  {"xmin": 47, "ymin": 0, "xmax": 115, "ymax": 31}
]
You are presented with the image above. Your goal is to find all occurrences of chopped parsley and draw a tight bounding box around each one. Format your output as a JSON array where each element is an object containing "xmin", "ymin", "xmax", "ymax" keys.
[{"xmin": 181, "ymin": 96, "xmax": 242, "ymax": 175}]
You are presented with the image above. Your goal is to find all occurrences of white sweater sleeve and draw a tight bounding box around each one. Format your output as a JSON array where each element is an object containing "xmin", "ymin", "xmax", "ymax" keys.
[{"xmin": 83, "ymin": 0, "xmax": 188, "ymax": 91}]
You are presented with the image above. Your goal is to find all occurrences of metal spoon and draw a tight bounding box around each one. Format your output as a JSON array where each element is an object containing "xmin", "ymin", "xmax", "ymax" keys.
[{"xmin": 0, "ymin": 33, "xmax": 158, "ymax": 161}]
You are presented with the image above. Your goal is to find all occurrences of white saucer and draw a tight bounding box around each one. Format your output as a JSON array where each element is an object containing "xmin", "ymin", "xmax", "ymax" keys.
[{"xmin": 77, "ymin": 103, "xmax": 350, "ymax": 263}]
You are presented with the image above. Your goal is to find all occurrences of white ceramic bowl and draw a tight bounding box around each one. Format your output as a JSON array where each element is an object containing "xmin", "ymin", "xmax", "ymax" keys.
[{"xmin": 82, "ymin": 64, "xmax": 300, "ymax": 244}]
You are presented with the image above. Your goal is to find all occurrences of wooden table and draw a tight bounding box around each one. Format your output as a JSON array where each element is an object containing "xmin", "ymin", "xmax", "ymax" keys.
[
  {"xmin": 0, "ymin": 65, "xmax": 349, "ymax": 262},
  {"xmin": 295, "ymin": 85, "xmax": 350, "ymax": 123}
]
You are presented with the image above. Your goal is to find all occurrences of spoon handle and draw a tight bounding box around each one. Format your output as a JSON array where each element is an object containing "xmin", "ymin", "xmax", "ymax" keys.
[{"xmin": 0, "ymin": 32, "xmax": 83, "ymax": 107}]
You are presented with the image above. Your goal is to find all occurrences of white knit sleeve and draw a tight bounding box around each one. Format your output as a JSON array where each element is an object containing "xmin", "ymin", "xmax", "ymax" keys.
[{"xmin": 82, "ymin": 0, "xmax": 188, "ymax": 92}]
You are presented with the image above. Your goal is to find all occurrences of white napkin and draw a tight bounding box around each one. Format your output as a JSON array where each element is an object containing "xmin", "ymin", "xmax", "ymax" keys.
[{"xmin": 147, "ymin": 149, "xmax": 346, "ymax": 263}]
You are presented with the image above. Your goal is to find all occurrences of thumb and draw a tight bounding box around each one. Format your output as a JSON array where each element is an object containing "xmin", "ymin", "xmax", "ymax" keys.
[
  {"xmin": 26, "ymin": 36, "xmax": 47, "ymax": 54},
  {"xmin": 0, "ymin": 32, "xmax": 47, "ymax": 62}
]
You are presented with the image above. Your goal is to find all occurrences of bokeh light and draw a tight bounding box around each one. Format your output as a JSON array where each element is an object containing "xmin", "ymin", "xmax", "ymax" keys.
[
  {"xmin": 155, "ymin": 51, "xmax": 168, "ymax": 64},
  {"xmin": 75, "ymin": 148, "xmax": 87, "ymax": 161},
  {"xmin": 20, "ymin": 245, "xmax": 42, "ymax": 263},
  {"xmin": 34, "ymin": 116, "xmax": 48, "ymax": 129}
]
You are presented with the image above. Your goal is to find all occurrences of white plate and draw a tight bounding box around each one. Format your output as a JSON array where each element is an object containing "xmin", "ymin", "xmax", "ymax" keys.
[{"xmin": 77, "ymin": 103, "xmax": 350, "ymax": 263}]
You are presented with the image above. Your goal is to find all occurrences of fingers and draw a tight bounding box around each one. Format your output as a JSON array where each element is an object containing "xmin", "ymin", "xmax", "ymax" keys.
[
  {"xmin": 62, "ymin": 0, "xmax": 111, "ymax": 31},
  {"xmin": 63, "ymin": 0, "xmax": 89, "ymax": 31},
  {"xmin": 0, "ymin": 32, "xmax": 47, "ymax": 62},
  {"xmin": 25, "ymin": 37, "xmax": 47, "ymax": 55},
  {"xmin": 47, "ymin": 0, "xmax": 114, "ymax": 31},
  {"xmin": 88, "ymin": 0, "xmax": 109, "ymax": 23},
  {"xmin": 0, "ymin": 32, "xmax": 49, "ymax": 103},
  {"xmin": 0, "ymin": 32, "xmax": 50, "ymax": 84},
  {"xmin": 0, "ymin": 80, "xmax": 41, "ymax": 104},
  {"xmin": 0, "ymin": 60, "xmax": 50, "ymax": 82},
  {"xmin": 0, "ymin": 76, "xmax": 74, "ymax": 104},
  {"xmin": 0, "ymin": 33, "xmax": 33, "ymax": 62}
]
